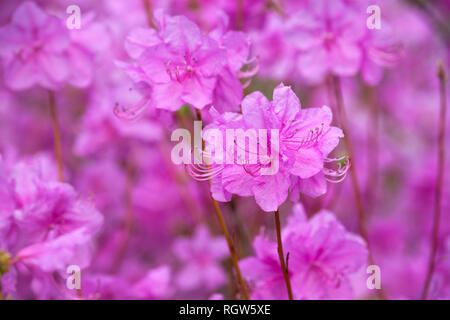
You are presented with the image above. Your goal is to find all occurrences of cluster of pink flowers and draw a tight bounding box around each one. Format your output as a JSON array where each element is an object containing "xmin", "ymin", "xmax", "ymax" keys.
[
  {"xmin": 0, "ymin": 1, "xmax": 102, "ymax": 91},
  {"xmin": 240, "ymin": 204, "xmax": 368, "ymax": 299},
  {"xmin": 198, "ymin": 83, "xmax": 345, "ymax": 212},
  {"xmin": 0, "ymin": 153, "xmax": 102, "ymax": 298},
  {"xmin": 0, "ymin": 0, "xmax": 448, "ymax": 301},
  {"xmin": 120, "ymin": 8, "xmax": 254, "ymax": 115}
]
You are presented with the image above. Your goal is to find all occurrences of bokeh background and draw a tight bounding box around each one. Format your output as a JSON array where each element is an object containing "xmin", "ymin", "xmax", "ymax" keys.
[{"xmin": 0, "ymin": 0, "xmax": 448, "ymax": 300}]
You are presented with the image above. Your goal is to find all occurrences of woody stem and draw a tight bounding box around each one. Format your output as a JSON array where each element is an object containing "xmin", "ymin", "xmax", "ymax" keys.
[
  {"xmin": 142, "ymin": 0, "xmax": 157, "ymax": 29},
  {"xmin": 332, "ymin": 76, "xmax": 385, "ymax": 299},
  {"xmin": 211, "ymin": 198, "xmax": 250, "ymax": 300},
  {"xmin": 195, "ymin": 108, "xmax": 250, "ymax": 300},
  {"xmin": 48, "ymin": 91, "xmax": 64, "ymax": 182},
  {"xmin": 421, "ymin": 62, "xmax": 447, "ymax": 299},
  {"xmin": 274, "ymin": 210, "xmax": 294, "ymax": 300},
  {"xmin": 111, "ymin": 161, "xmax": 135, "ymax": 273}
]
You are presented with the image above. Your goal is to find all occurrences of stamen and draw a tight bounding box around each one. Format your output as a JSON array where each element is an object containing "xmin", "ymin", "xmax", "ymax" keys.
[
  {"xmin": 283, "ymin": 123, "xmax": 325, "ymax": 150},
  {"xmin": 323, "ymin": 156, "xmax": 351, "ymax": 183},
  {"xmin": 113, "ymin": 96, "xmax": 150, "ymax": 121},
  {"xmin": 185, "ymin": 163, "xmax": 224, "ymax": 181}
]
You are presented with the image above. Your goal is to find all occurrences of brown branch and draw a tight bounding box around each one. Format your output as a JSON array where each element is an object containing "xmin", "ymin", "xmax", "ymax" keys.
[
  {"xmin": 48, "ymin": 91, "xmax": 64, "ymax": 182},
  {"xmin": 422, "ymin": 62, "xmax": 447, "ymax": 299},
  {"xmin": 274, "ymin": 210, "xmax": 294, "ymax": 300},
  {"xmin": 332, "ymin": 76, "xmax": 385, "ymax": 299}
]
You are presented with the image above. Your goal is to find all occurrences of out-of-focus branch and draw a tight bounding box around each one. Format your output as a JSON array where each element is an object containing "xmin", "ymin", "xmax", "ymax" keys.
[{"xmin": 422, "ymin": 62, "xmax": 447, "ymax": 299}]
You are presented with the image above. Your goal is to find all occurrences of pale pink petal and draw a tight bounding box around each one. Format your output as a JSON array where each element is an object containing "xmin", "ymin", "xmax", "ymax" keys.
[
  {"xmin": 152, "ymin": 81, "xmax": 184, "ymax": 111},
  {"xmin": 181, "ymin": 75, "xmax": 215, "ymax": 109}
]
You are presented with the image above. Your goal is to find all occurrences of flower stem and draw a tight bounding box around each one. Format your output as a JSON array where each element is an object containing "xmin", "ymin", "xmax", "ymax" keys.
[
  {"xmin": 212, "ymin": 198, "xmax": 250, "ymax": 300},
  {"xmin": 194, "ymin": 108, "xmax": 250, "ymax": 300},
  {"xmin": 274, "ymin": 210, "xmax": 294, "ymax": 300},
  {"xmin": 111, "ymin": 161, "xmax": 135, "ymax": 273},
  {"xmin": 142, "ymin": 0, "xmax": 157, "ymax": 29},
  {"xmin": 236, "ymin": 0, "xmax": 243, "ymax": 30},
  {"xmin": 332, "ymin": 76, "xmax": 385, "ymax": 299},
  {"xmin": 366, "ymin": 85, "xmax": 379, "ymax": 214},
  {"xmin": 48, "ymin": 91, "xmax": 64, "ymax": 182},
  {"xmin": 421, "ymin": 62, "xmax": 447, "ymax": 299}
]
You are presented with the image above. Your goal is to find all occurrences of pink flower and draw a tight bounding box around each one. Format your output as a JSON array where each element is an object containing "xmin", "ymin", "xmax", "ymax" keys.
[
  {"xmin": 285, "ymin": 0, "xmax": 365, "ymax": 83},
  {"xmin": 80, "ymin": 265, "xmax": 172, "ymax": 299},
  {"xmin": 173, "ymin": 226, "xmax": 228, "ymax": 291},
  {"xmin": 122, "ymin": 10, "xmax": 252, "ymax": 114},
  {"xmin": 133, "ymin": 265, "xmax": 173, "ymax": 299},
  {"xmin": 192, "ymin": 83, "xmax": 345, "ymax": 212},
  {"xmin": 360, "ymin": 19, "xmax": 403, "ymax": 85},
  {"xmin": 240, "ymin": 204, "xmax": 368, "ymax": 299},
  {"xmin": 16, "ymin": 228, "xmax": 94, "ymax": 272},
  {"xmin": 209, "ymin": 293, "xmax": 224, "ymax": 300},
  {"xmin": 74, "ymin": 71, "xmax": 163, "ymax": 156},
  {"xmin": 15, "ymin": 182, "xmax": 103, "ymax": 244},
  {"xmin": 0, "ymin": 153, "xmax": 103, "ymax": 275},
  {"xmin": 285, "ymin": 0, "xmax": 402, "ymax": 84},
  {"xmin": 0, "ymin": 2, "xmax": 94, "ymax": 90}
]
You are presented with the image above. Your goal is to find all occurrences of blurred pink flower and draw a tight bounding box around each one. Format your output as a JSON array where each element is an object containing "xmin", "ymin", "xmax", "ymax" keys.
[
  {"xmin": 0, "ymin": 2, "xmax": 94, "ymax": 90},
  {"xmin": 122, "ymin": 10, "xmax": 252, "ymax": 114},
  {"xmin": 133, "ymin": 265, "xmax": 173, "ymax": 299},
  {"xmin": 16, "ymin": 228, "xmax": 94, "ymax": 272},
  {"xmin": 15, "ymin": 182, "xmax": 103, "ymax": 244},
  {"xmin": 285, "ymin": 0, "xmax": 365, "ymax": 83},
  {"xmin": 195, "ymin": 83, "xmax": 345, "ymax": 212},
  {"xmin": 240, "ymin": 204, "xmax": 368, "ymax": 299},
  {"xmin": 0, "ymin": 153, "xmax": 103, "ymax": 293},
  {"xmin": 173, "ymin": 226, "xmax": 228, "ymax": 291}
]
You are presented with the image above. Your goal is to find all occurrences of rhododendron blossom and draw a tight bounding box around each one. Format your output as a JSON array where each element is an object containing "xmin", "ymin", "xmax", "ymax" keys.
[
  {"xmin": 240, "ymin": 204, "xmax": 368, "ymax": 299},
  {"xmin": 173, "ymin": 226, "xmax": 228, "ymax": 291},
  {"xmin": 285, "ymin": 0, "xmax": 402, "ymax": 84},
  {"xmin": 0, "ymin": 0, "xmax": 447, "ymax": 303},
  {"xmin": 188, "ymin": 83, "xmax": 347, "ymax": 212},
  {"xmin": 0, "ymin": 2, "xmax": 95, "ymax": 91},
  {"xmin": 120, "ymin": 9, "xmax": 254, "ymax": 117},
  {"xmin": 0, "ymin": 154, "xmax": 103, "ymax": 298}
]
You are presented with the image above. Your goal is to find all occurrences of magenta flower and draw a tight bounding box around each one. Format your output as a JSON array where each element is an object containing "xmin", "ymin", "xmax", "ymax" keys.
[
  {"xmin": 15, "ymin": 182, "xmax": 103, "ymax": 244},
  {"xmin": 16, "ymin": 228, "xmax": 95, "ymax": 272},
  {"xmin": 132, "ymin": 265, "xmax": 173, "ymax": 299},
  {"xmin": 121, "ymin": 10, "xmax": 252, "ymax": 115},
  {"xmin": 285, "ymin": 1, "xmax": 365, "ymax": 83},
  {"xmin": 240, "ymin": 204, "xmax": 368, "ymax": 299},
  {"xmin": 0, "ymin": 2, "xmax": 93, "ymax": 90},
  {"xmin": 0, "ymin": 153, "xmax": 103, "ymax": 284},
  {"xmin": 360, "ymin": 21, "xmax": 403, "ymax": 85},
  {"xmin": 74, "ymin": 72, "xmax": 163, "ymax": 156},
  {"xmin": 284, "ymin": 0, "xmax": 402, "ymax": 84},
  {"xmin": 173, "ymin": 226, "xmax": 228, "ymax": 291},
  {"xmin": 191, "ymin": 83, "xmax": 346, "ymax": 212}
]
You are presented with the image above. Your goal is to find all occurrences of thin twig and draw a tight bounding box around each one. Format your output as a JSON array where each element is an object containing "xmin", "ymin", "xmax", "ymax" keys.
[
  {"xmin": 110, "ymin": 161, "xmax": 135, "ymax": 273},
  {"xmin": 422, "ymin": 62, "xmax": 447, "ymax": 299},
  {"xmin": 366, "ymin": 85, "xmax": 379, "ymax": 214},
  {"xmin": 195, "ymin": 108, "xmax": 250, "ymax": 300},
  {"xmin": 274, "ymin": 210, "xmax": 294, "ymax": 300},
  {"xmin": 142, "ymin": 0, "xmax": 157, "ymax": 29},
  {"xmin": 332, "ymin": 76, "xmax": 385, "ymax": 299},
  {"xmin": 212, "ymin": 198, "xmax": 250, "ymax": 300},
  {"xmin": 236, "ymin": 0, "xmax": 243, "ymax": 30},
  {"xmin": 48, "ymin": 91, "xmax": 64, "ymax": 182}
]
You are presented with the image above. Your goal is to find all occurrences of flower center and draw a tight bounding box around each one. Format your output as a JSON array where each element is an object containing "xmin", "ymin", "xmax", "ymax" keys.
[{"xmin": 165, "ymin": 54, "xmax": 198, "ymax": 82}]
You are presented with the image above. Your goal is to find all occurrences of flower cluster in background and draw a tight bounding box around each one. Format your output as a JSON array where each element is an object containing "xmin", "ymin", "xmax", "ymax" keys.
[{"xmin": 0, "ymin": 0, "xmax": 448, "ymax": 300}]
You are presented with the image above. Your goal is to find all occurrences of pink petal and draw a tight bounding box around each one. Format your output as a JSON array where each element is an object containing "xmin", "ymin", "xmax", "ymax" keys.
[
  {"xmin": 290, "ymin": 148, "xmax": 323, "ymax": 179},
  {"xmin": 273, "ymin": 83, "xmax": 301, "ymax": 124},
  {"xmin": 152, "ymin": 81, "xmax": 183, "ymax": 111},
  {"xmin": 181, "ymin": 75, "xmax": 215, "ymax": 109}
]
